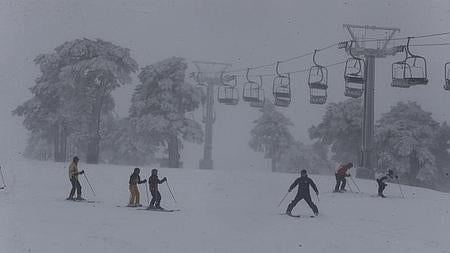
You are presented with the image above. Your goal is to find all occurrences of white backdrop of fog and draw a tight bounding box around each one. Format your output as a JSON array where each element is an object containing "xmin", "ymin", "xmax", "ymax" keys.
[{"xmin": 1, "ymin": 0, "xmax": 449, "ymax": 171}]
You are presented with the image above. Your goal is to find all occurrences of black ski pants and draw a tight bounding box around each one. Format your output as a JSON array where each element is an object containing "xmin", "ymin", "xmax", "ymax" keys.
[
  {"xmin": 334, "ymin": 174, "xmax": 347, "ymax": 192},
  {"xmin": 150, "ymin": 190, "xmax": 162, "ymax": 207},
  {"xmin": 69, "ymin": 177, "xmax": 82, "ymax": 198},
  {"xmin": 377, "ymin": 179, "xmax": 387, "ymax": 197},
  {"xmin": 286, "ymin": 194, "xmax": 318, "ymax": 214}
]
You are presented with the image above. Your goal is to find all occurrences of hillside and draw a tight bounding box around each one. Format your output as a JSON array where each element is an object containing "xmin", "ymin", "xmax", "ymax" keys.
[{"xmin": 0, "ymin": 159, "xmax": 449, "ymax": 253}]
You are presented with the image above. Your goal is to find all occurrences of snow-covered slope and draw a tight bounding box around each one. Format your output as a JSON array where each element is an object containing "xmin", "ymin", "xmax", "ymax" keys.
[{"xmin": 1, "ymin": 159, "xmax": 449, "ymax": 253}]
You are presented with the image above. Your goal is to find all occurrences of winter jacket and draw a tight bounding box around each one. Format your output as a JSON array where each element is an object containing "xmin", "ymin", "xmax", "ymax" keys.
[
  {"xmin": 149, "ymin": 175, "xmax": 166, "ymax": 192},
  {"xmin": 377, "ymin": 173, "xmax": 397, "ymax": 184},
  {"xmin": 336, "ymin": 165, "xmax": 351, "ymax": 177},
  {"xmin": 129, "ymin": 173, "xmax": 146, "ymax": 185},
  {"xmin": 289, "ymin": 175, "xmax": 319, "ymax": 196},
  {"xmin": 69, "ymin": 161, "xmax": 79, "ymax": 179}
]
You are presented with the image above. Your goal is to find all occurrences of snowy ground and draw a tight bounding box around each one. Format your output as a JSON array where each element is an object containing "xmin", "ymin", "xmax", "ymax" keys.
[{"xmin": 0, "ymin": 159, "xmax": 449, "ymax": 253}]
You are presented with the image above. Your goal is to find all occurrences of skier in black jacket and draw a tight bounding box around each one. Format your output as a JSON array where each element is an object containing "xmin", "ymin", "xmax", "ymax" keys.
[
  {"xmin": 148, "ymin": 169, "xmax": 167, "ymax": 209},
  {"xmin": 286, "ymin": 169, "xmax": 319, "ymax": 216},
  {"xmin": 376, "ymin": 169, "xmax": 398, "ymax": 198}
]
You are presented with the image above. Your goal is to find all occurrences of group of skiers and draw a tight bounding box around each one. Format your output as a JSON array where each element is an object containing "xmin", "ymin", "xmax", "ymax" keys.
[
  {"xmin": 65, "ymin": 156, "xmax": 400, "ymax": 215},
  {"xmin": 283, "ymin": 162, "xmax": 399, "ymax": 216},
  {"xmin": 66, "ymin": 156, "xmax": 169, "ymax": 209},
  {"xmin": 128, "ymin": 167, "xmax": 167, "ymax": 208}
]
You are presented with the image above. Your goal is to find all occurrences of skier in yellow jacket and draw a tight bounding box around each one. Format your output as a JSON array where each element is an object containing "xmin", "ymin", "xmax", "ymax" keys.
[
  {"xmin": 67, "ymin": 156, "xmax": 85, "ymax": 201},
  {"xmin": 127, "ymin": 168, "xmax": 147, "ymax": 207}
]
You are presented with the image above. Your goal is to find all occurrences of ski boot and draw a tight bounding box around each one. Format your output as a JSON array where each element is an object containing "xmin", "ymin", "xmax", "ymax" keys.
[{"xmin": 75, "ymin": 196, "xmax": 85, "ymax": 201}]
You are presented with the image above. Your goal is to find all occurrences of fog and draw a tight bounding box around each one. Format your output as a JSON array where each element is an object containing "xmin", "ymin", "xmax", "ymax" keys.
[{"xmin": 1, "ymin": 0, "xmax": 450, "ymax": 171}]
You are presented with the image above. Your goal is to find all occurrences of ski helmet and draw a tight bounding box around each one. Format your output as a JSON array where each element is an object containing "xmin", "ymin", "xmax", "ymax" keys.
[
  {"xmin": 151, "ymin": 169, "xmax": 158, "ymax": 175},
  {"xmin": 388, "ymin": 169, "xmax": 394, "ymax": 175},
  {"xmin": 300, "ymin": 169, "xmax": 307, "ymax": 176},
  {"xmin": 73, "ymin": 156, "xmax": 79, "ymax": 162},
  {"xmin": 134, "ymin": 168, "xmax": 140, "ymax": 173},
  {"xmin": 347, "ymin": 162, "xmax": 353, "ymax": 168}
]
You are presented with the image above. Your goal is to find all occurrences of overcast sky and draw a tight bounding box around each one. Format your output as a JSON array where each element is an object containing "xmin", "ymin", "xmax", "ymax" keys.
[{"xmin": 1, "ymin": 0, "xmax": 450, "ymax": 170}]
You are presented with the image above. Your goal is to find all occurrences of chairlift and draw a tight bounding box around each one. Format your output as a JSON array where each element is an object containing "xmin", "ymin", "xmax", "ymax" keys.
[
  {"xmin": 217, "ymin": 74, "xmax": 239, "ymax": 105},
  {"xmin": 391, "ymin": 37, "xmax": 428, "ymax": 88},
  {"xmin": 344, "ymin": 41, "xmax": 365, "ymax": 98},
  {"xmin": 272, "ymin": 61, "xmax": 291, "ymax": 107},
  {"xmin": 444, "ymin": 62, "xmax": 450, "ymax": 90},
  {"xmin": 308, "ymin": 50, "xmax": 328, "ymax": 104},
  {"xmin": 250, "ymin": 76, "xmax": 265, "ymax": 108},
  {"xmin": 243, "ymin": 69, "xmax": 265, "ymax": 107}
]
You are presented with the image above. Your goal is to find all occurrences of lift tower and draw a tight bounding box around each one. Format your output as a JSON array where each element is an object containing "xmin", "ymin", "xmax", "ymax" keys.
[
  {"xmin": 193, "ymin": 61, "xmax": 231, "ymax": 170},
  {"xmin": 342, "ymin": 24, "xmax": 402, "ymax": 178}
]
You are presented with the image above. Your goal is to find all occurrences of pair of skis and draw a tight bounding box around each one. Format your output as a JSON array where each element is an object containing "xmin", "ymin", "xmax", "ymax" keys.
[{"xmin": 280, "ymin": 213, "xmax": 316, "ymax": 218}]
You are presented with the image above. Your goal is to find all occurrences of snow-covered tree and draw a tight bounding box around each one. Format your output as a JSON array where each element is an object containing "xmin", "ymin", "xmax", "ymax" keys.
[
  {"xmin": 14, "ymin": 38, "xmax": 138, "ymax": 163},
  {"xmin": 249, "ymin": 101, "xmax": 294, "ymax": 172},
  {"xmin": 13, "ymin": 52, "xmax": 75, "ymax": 161},
  {"xmin": 130, "ymin": 57, "xmax": 203, "ymax": 168},
  {"xmin": 278, "ymin": 141, "xmax": 331, "ymax": 174},
  {"xmin": 375, "ymin": 101, "xmax": 450, "ymax": 187},
  {"xmin": 95, "ymin": 115, "xmax": 155, "ymax": 165},
  {"xmin": 56, "ymin": 38, "xmax": 138, "ymax": 163},
  {"xmin": 309, "ymin": 99, "xmax": 362, "ymax": 164}
]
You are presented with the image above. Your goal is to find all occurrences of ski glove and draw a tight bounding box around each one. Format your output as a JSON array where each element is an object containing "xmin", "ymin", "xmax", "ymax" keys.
[
  {"xmin": 346, "ymin": 174, "xmax": 351, "ymax": 177},
  {"xmin": 79, "ymin": 170, "xmax": 85, "ymax": 175},
  {"xmin": 140, "ymin": 179, "xmax": 147, "ymax": 184},
  {"xmin": 395, "ymin": 176, "xmax": 399, "ymax": 179}
]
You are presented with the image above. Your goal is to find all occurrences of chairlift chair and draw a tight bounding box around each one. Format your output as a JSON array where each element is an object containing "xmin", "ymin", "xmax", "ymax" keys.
[
  {"xmin": 217, "ymin": 74, "xmax": 239, "ymax": 105},
  {"xmin": 242, "ymin": 68, "xmax": 262, "ymax": 103},
  {"xmin": 445, "ymin": 62, "xmax": 450, "ymax": 90},
  {"xmin": 272, "ymin": 62, "xmax": 292, "ymax": 107},
  {"xmin": 308, "ymin": 50, "xmax": 328, "ymax": 104},
  {"xmin": 391, "ymin": 38, "xmax": 428, "ymax": 88},
  {"xmin": 249, "ymin": 76, "xmax": 265, "ymax": 108},
  {"xmin": 344, "ymin": 41, "xmax": 365, "ymax": 98}
]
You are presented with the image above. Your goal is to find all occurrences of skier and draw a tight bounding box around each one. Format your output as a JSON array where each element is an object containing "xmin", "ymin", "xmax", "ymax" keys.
[
  {"xmin": 333, "ymin": 162, "xmax": 353, "ymax": 193},
  {"xmin": 148, "ymin": 169, "xmax": 167, "ymax": 210},
  {"xmin": 286, "ymin": 169, "xmax": 319, "ymax": 216},
  {"xmin": 67, "ymin": 156, "xmax": 85, "ymax": 201},
  {"xmin": 127, "ymin": 168, "xmax": 147, "ymax": 207},
  {"xmin": 376, "ymin": 169, "xmax": 398, "ymax": 198}
]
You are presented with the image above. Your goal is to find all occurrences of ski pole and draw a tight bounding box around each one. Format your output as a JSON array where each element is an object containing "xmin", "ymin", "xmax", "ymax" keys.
[
  {"xmin": 350, "ymin": 176, "xmax": 361, "ymax": 193},
  {"xmin": 165, "ymin": 180, "xmax": 177, "ymax": 204},
  {"xmin": 0, "ymin": 166, "xmax": 6, "ymax": 188},
  {"xmin": 346, "ymin": 178, "xmax": 354, "ymax": 193},
  {"xmin": 277, "ymin": 191, "xmax": 290, "ymax": 207},
  {"xmin": 397, "ymin": 179, "xmax": 405, "ymax": 198},
  {"xmin": 83, "ymin": 172, "xmax": 96, "ymax": 197}
]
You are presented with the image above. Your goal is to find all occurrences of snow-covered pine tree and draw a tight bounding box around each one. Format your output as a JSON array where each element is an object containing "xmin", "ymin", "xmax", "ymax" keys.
[
  {"xmin": 14, "ymin": 38, "xmax": 138, "ymax": 163},
  {"xmin": 129, "ymin": 57, "xmax": 203, "ymax": 168},
  {"xmin": 309, "ymin": 98, "xmax": 362, "ymax": 164},
  {"xmin": 56, "ymin": 38, "xmax": 138, "ymax": 164},
  {"xmin": 375, "ymin": 101, "xmax": 450, "ymax": 188},
  {"xmin": 249, "ymin": 101, "xmax": 293, "ymax": 172}
]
